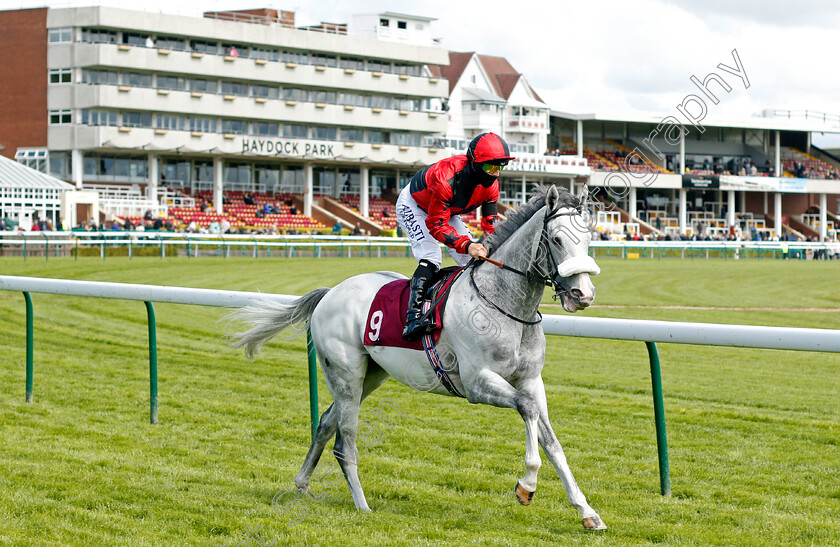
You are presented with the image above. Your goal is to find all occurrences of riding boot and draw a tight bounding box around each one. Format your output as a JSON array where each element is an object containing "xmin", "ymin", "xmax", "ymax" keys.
[{"xmin": 402, "ymin": 260, "xmax": 437, "ymax": 340}]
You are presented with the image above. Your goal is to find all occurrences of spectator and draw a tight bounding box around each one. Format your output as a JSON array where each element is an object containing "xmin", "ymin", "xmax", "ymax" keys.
[
  {"xmin": 244, "ymin": 192, "xmax": 255, "ymax": 205},
  {"xmin": 145, "ymin": 35, "xmax": 154, "ymax": 48},
  {"xmin": 124, "ymin": 218, "xmax": 134, "ymax": 231},
  {"xmin": 228, "ymin": 45, "xmax": 239, "ymax": 57},
  {"xmin": 331, "ymin": 220, "xmax": 342, "ymax": 235},
  {"xmin": 290, "ymin": 203, "xmax": 298, "ymax": 215},
  {"xmin": 153, "ymin": 217, "xmax": 164, "ymax": 230},
  {"xmin": 144, "ymin": 209, "xmax": 153, "ymax": 221},
  {"xmin": 221, "ymin": 218, "xmax": 231, "ymax": 233},
  {"xmin": 209, "ymin": 220, "xmax": 221, "ymax": 234},
  {"xmin": 164, "ymin": 219, "xmax": 174, "ymax": 231},
  {"xmin": 352, "ymin": 223, "xmax": 362, "ymax": 236},
  {"xmin": 263, "ymin": 203, "xmax": 272, "ymax": 215},
  {"xmin": 186, "ymin": 220, "xmax": 197, "ymax": 233},
  {"xmin": 255, "ymin": 208, "xmax": 264, "ymax": 218}
]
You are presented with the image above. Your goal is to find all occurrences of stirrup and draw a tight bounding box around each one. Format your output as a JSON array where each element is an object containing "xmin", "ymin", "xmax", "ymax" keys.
[{"xmin": 402, "ymin": 307, "xmax": 429, "ymax": 340}]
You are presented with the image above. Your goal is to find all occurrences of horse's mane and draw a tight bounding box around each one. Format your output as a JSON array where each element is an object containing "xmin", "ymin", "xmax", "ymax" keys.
[{"xmin": 484, "ymin": 185, "xmax": 580, "ymax": 254}]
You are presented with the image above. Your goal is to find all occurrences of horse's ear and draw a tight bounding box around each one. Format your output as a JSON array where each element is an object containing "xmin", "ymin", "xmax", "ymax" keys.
[
  {"xmin": 546, "ymin": 185, "xmax": 560, "ymax": 211},
  {"xmin": 577, "ymin": 184, "xmax": 589, "ymax": 210}
]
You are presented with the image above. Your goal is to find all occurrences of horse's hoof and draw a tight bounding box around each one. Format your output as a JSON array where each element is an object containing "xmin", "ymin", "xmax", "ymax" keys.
[
  {"xmin": 582, "ymin": 516, "xmax": 607, "ymax": 531},
  {"xmin": 514, "ymin": 481, "xmax": 535, "ymax": 505}
]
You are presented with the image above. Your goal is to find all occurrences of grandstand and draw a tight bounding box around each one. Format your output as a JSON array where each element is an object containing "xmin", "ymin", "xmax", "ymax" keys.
[{"xmin": 549, "ymin": 109, "xmax": 840, "ymax": 242}]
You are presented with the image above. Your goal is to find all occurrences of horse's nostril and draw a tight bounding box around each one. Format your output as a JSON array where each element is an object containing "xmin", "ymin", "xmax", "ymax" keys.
[{"xmin": 571, "ymin": 289, "xmax": 584, "ymax": 299}]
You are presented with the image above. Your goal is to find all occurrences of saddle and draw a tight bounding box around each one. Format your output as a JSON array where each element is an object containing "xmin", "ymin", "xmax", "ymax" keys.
[{"xmin": 363, "ymin": 266, "xmax": 463, "ymax": 351}]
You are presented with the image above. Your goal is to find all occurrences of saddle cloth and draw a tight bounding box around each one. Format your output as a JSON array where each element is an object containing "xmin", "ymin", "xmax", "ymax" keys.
[{"xmin": 363, "ymin": 267, "xmax": 462, "ymax": 351}]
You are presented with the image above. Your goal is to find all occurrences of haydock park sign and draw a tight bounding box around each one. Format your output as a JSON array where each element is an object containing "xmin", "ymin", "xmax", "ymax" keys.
[{"xmin": 241, "ymin": 138, "xmax": 336, "ymax": 158}]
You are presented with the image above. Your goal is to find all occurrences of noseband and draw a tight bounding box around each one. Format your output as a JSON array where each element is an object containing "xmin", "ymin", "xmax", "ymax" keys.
[{"xmin": 469, "ymin": 204, "xmax": 598, "ymax": 325}]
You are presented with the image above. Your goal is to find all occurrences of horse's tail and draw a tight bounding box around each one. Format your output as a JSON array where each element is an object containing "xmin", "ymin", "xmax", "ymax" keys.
[{"xmin": 227, "ymin": 288, "xmax": 330, "ymax": 359}]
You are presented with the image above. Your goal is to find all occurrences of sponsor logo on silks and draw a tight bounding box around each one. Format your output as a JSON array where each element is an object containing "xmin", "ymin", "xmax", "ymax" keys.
[{"xmin": 399, "ymin": 205, "xmax": 425, "ymax": 242}]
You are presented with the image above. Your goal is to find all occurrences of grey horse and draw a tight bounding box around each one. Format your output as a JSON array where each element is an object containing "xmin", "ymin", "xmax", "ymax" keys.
[{"xmin": 229, "ymin": 184, "xmax": 606, "ymax": 530}]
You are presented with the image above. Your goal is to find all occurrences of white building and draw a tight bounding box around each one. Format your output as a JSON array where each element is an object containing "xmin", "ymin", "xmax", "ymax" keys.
[
  {"xmin": 3, "ymin": 5, "xmax": 452, "ymax": 224},
  {"xmin": 429, "ymin": 52, "xmax": 588, "ymax": 204},
  {"xmin": 351, "ymin": 12, "xmax": 437, "ymax": 47}
]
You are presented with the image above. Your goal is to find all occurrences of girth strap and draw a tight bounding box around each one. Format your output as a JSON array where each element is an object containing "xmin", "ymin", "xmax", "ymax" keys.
[{"xmin": 420, "ymin": 301, "xmax": 465, "ymax": 398}]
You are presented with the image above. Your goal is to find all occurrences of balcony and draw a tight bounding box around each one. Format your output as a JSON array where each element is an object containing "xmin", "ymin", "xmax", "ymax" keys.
[
  {"xmin": 507, "ymin": 115, "xmax": 549, "ymax": 134},
  {"xmin": 66, "ymin": 125, "xmax": 448, "ymax": 167}
]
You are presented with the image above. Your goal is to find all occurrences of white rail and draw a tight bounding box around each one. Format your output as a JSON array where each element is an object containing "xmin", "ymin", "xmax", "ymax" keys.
[{"xmin": 2, "ymin": 276, "xmax": 839, "ymax": 353}]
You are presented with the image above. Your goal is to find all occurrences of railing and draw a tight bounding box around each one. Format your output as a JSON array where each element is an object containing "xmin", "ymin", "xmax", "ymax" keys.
[
  {"xmin": 1, "ymin": 232, "xmax": 839, "ymax": 260},
  {"xmin": 3, "ymin": 276, "xmax": 840, "ymax": 498}
]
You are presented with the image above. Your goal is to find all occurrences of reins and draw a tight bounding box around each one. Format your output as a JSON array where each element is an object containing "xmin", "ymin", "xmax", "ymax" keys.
[{"xmin": 470, "ymin": 205, "xmax": 583, "ymax": 325}]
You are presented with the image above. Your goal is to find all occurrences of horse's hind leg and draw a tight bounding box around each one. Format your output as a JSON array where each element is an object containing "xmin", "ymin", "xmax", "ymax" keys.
[
  {"xmin": 294, "ymin": 357, "xmax": 389, "ymax": 509},
  {"xmin": 521, "ymin": 376, "xmax": 606, "ymax": 530}
]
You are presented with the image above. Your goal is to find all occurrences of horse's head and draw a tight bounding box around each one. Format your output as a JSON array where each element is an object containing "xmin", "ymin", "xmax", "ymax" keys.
[{"xmin": 535, "ymin": 185, "xmax": 600, "ymax": 312}]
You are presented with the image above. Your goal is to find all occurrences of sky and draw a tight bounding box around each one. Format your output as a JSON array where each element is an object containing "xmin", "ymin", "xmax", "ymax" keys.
[{"xmin": 4, "ymin": 0, "xmax": 840, "ymax": 143}]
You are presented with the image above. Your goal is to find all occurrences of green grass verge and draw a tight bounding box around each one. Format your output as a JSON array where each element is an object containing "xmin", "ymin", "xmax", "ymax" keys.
[{"xmin": 0, "ymin": 257, "xmax": 838, "ymax": 546}]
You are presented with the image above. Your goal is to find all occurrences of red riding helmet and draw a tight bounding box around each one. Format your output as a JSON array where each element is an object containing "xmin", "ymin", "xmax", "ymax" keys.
[{"xmin": 466, "ymin": 132, "xmax": 516, "ymax": 164}]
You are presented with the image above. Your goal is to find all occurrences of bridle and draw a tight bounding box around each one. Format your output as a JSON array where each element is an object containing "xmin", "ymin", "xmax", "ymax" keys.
[{"xmin": 469, "ymin": 203, "xmax": 595, "ymax": 325}]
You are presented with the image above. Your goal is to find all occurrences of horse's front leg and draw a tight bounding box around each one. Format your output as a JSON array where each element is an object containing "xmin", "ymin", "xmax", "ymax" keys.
[
  {"xmin": 463, "ymin": 369, "xmax": 542, "ymax": 506},
  {"xmin": 519, "ymin": 376, "xmax": 607, "ymax": 531}
]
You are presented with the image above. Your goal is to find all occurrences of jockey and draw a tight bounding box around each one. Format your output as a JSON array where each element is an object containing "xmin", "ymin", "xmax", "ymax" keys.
[{"xmin": 396, "ymin": 132, "xmax": 515, "ymax": 340}]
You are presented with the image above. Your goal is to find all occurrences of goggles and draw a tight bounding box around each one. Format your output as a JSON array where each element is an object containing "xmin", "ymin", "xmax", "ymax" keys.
[{"xmin": 482, "ymin": 163, "xmax": 505, "ymax": 175}]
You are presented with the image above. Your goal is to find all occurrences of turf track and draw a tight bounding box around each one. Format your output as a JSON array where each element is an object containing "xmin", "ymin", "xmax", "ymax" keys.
[{"xmin": 0, "ymin": 257, "xmax": 838, "ymax": 546}]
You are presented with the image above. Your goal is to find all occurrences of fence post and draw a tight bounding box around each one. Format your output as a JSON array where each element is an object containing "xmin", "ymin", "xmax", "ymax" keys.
[
  {"xmin": 24, "ymin": 292, "xmax": 34, "ymax": 403},
  {"xmin": 145, "ymin": 301, "xmax": 158, "ymax": 425},
  {"xmin": 43, "ymin": 234, "xmax": 49, "ymax": 261},
  {"xmin": 22, "ymin": 233, "xmax": 27, "ymax": 261},
  {"xmin": 307, "ymin": 329, "xmax": 319, "ymax": 441},
  {"xmin": 645, "ymin": 341, "xmax": 671, "ymax": 496}
]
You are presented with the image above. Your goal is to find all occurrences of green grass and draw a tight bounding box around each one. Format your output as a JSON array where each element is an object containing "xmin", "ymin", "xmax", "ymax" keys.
[{"xmin": 1, "ymin": 257, "xmax": 839, "ymax": 546}]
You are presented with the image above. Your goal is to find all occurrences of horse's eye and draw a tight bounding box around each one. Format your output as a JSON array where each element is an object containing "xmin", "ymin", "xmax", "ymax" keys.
[{"xmin": 553, "ymin": 236, "xmax": 562, "ymax": 245}]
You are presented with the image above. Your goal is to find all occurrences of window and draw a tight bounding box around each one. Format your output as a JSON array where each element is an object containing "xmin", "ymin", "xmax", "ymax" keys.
[
  {"xmin": 366, "ymin": 130, "xmax": 389, "ymax": 144},
  {"xmin": 81, "ymin": 109, "xmax": 117, "ymax": 126},
  {"xmin": 81, "ymin": 28, "xmax": 116, "ymax": 44},
  {"xmin": 470, "ymin": 75, "xmax": 476, "ymax": 84},
  {"xmin": 122, "ymin": 112, "xmax": 152, "ymax": 128},
  {"xmin": 379, "ymin": 18, "xmax": 389, "ymax": 27},
  {"xmin": 156, "ymin": 114, "xmax": 185, "ymax": 130},
  {"xmin": 311, "ymin": 90, "xmax": 336, "ymax": 104},
  {"xmin": 123, "ymin": 72, "xmax": 153, "ymax": 87},
  {"xmin": 394, "ymin": 64, "xmax": 421, "ymax": 77},
  {"xmin": 253, "ymin": 122, "xmax": 279, "ymax": 136},
  {"xmin": 339, "ymin": 57, "xmax": 364, "ymax": 70},
  {"xmin": 392, "ymin": 132, "xmax": 421, "ymax": 146},
  {"xmin": 189, "ymin": 78, "xmax": 217, "ymax": 93},
  {"xmin": 49, "ymin": 27, "xmax": 72, "ymax": 43},
  {"xmin": 338, "ymin": 92, "xmax": 366, "ymax": 107},
  {"xmin": 310, "ymin": 53, "xmax": 337, "ymax": 67},
  {"xmin": 221, "ymin": 119, "xmax": 247, "ymax": 134},
  {"xmin": 282, "ymin": 88, "xmax": 307, "ymax": 101},
  {"xmin": 222, "ymin": 44, "xmax": 248, "ymax": 57},
  {"xmin": 251, "ymin": 47, "xmax": 279, "ymax": 61},
  {"xmin": 156, "ymin": 35, "xmax": 186, "ymax": 51},
  {"xmin": 282, "ymin": 50, "xmax": 308, "ymax": 64},
  {"xmin": 189, "ymin": 117, "xmax": 217, "ymax": 133},
  {"xmin": 157, "ymin": 75, "xmax": 186, "ymax": 91},
  {"xmin": 255, "ymin": 165, "xmax": 280, "ymax": 189},
  {"xmin": 221, "ymin": 81, "xmax": 248, "ymax": 96},
  {"xmin": 49, "ymin": 68, "xmax": 72, "ymax": 84},
  {"xmin": 190, "ymin": 40, "xmax": 218, "ymax": 54},
  {"xmin": 368, "ymin": 59, "xmax": 392, "ymax": 73},
  {"xmin": 194, "ymin": 161, "xmax": 214, "ymax": 182},
  {"xmin": 397, "ymin": 21, "xmax": 407, "ymax": 29},
  {"xmin": 340, "ymin": 128, "xmax": 363, "ymax": 142},
  {"xmin": 83, "ymin": 69, "xmax": 118, "ymax": 85},
  {"xmin": 49, "ymin": 110, "xmax": 71, "ymax": 125},
  {"xmin": 252, "ymin": 85, "xmax": 279, "ymax": 99},
  {"xmin": 122, "ymin": 32, "xmax": 146, "ymax": 46},
  {"xmin": 49, "ymin": 152, "xmax": 70, "ymax": 179},
  {"xmin": 369, "ymin": 95, "xmax": 391, "ymax": 109},
  {"xmin": 311, "ymin": 126, "xmax": 336, "ymax": 140},
  {"xmin": 395, "ymin": 98, "xmax": 421, "ymax": 111},
  {"xmin": 224, "ymin": 162, "xmax": 251, "ymax": 184},
  {"xmin": 282, "ymin": 124, "xmax": 307, "ymax": 138}
]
